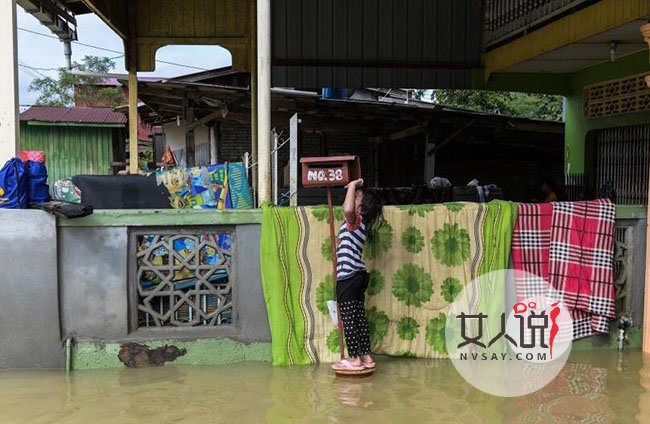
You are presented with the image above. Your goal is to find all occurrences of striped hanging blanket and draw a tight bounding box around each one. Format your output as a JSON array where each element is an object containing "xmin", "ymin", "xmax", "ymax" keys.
[
  {"xmin": 260, "ymin": 201, "xmax": 517, "ymax": 365},
  {"xmin": 512, "ymin": 200, "xmax": 616, "ymax": 339}
]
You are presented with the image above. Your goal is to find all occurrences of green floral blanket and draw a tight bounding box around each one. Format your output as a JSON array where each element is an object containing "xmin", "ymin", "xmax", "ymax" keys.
[{"xmin": 260, "ymin": 201, "xmax": 517, "ymax": 365}]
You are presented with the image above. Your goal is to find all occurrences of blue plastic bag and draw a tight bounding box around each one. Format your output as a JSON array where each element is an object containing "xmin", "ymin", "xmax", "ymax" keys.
[
  {"xmin": 25, "ymin": 160, "xmax": 50, "ymax": 203},
  {"xmin": 0, "ymin": 158, "xmax": 28, "ymax": 209}
]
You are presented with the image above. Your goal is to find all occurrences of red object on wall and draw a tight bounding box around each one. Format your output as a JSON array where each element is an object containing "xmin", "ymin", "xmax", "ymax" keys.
[{"xmin": 19, "ymin": 150, "xmax": 46, "ymax": 163}]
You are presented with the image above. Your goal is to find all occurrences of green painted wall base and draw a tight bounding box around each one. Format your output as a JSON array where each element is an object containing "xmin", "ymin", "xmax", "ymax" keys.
[
  {"xmin": 71, "ymin": 329, "xmax": 638, "ymax": 370},
  {"xmin": 71, "ymin": 338, "xmax": 272, "ymax": 370}
]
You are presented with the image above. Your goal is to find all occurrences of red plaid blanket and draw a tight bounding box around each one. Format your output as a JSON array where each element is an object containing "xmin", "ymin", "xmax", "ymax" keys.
[{"xmin": 512, "ymin": 200, "xmax": 616, "ymax": 339}]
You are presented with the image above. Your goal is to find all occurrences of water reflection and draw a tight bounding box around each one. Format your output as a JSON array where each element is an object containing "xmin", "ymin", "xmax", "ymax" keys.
[
  {"xmin": 0, "ymin": 351, "xmax": 647, "ymax": 423},
  {"xmin": 638, "ymin": 353, "xmax": 650, "ymax": 423}
]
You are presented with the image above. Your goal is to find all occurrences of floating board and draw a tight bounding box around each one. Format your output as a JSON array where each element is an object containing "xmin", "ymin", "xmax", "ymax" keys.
[{"xmin": 334, "ymin": 367, "xmax": 375, "ymax": 377}]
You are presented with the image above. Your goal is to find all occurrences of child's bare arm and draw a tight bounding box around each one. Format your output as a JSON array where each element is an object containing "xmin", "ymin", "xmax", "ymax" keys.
[{"xmin": 343, "ymin": 178, "xmax": 364, "ymax": 224}]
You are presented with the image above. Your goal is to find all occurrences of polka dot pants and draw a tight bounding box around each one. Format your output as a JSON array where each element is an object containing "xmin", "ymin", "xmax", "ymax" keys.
[
  {"xmin": 336, "ymin": 270, "xmax": 371, "ymax": 358},
  {"xmin": 339, "ymin": 299, "xmax": 371, "ymax": 357}
]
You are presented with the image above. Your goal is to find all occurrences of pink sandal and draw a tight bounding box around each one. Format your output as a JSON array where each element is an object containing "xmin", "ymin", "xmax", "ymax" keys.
[
  {"xmin": 332, "ymin": 359, "xmax": 365, "ymax": 371},
  {"xmin": 362, "ymin": 360, "xmax": 376, "ymax": 369}
]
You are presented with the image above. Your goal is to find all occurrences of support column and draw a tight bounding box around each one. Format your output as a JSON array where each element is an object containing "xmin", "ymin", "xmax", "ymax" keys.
[
  {"xmin": 209, "ymin": 123, "xmax": 219, "ymax": 165},
  {"xmin": 0, "ymin": 0, "xmax": 20, "ymax": 166},
  {"xmin": 250, "ymin": 0, "xmax": 259, "ymax": 206},
  {"xmin": 642, "ymin": 22, "xmax": 650, "ymax": 354},
  {"xmin": 184, "ymin": 96, "xmax": 196, "ymax": 168},
  {"xmin": 128, "ymin": 70, "xmax": 139, "ymax": 174},
  {"xmin": 289, "ymin": 114, "xmax": 298, "ymax": 206},
  {"xmin": 256, "ymin": 0, "xmax": 272, "ymax": 204}
]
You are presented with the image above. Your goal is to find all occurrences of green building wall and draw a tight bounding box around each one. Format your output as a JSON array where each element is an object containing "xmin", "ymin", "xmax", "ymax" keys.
[
  {"xmin": 20, "ymin": 122, "xmax": 116, "ymax": 184},
  {"xmin": 484, "ymin": 50, "xmax": 650, "ymax": 207},
  {"xmin": 564, "ymin": 50, "xmax": 650, "ymax": 179}
]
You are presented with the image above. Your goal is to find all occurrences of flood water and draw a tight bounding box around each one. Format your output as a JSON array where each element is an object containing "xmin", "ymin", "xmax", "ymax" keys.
[{"xmin": 2, "ymin": 350, "xmax": 650, "ymax": 423}]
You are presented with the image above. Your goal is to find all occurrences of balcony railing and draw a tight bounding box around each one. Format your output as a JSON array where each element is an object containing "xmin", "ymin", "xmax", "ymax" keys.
[{"xmin": 485, "ymin": 0, "xmax": 601, "ymax": 49}]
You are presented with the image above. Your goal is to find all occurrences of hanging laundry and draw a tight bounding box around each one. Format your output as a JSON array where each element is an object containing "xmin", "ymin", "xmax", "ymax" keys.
[
  {"xmin": 260, "ymin": 201, "xmax": 517, "ymax": 365},
  {"xmin": 512, "ymin": 200, "xmax": 616, "ymax": 340}
]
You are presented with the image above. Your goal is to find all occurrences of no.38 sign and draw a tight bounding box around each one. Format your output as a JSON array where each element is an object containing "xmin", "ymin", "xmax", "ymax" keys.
[
  {"xmin": 300, "ymin": 156, "xmax": 360, "ymax": 188},
  {"xmin": 307, "ymin": 168, "xmax": 344, "ymax": 183}
]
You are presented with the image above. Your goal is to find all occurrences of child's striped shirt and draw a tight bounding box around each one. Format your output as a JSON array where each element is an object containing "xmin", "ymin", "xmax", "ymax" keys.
[{"xmin": 336, "ymin": 213, "xmax": 367, "ymax": 280}]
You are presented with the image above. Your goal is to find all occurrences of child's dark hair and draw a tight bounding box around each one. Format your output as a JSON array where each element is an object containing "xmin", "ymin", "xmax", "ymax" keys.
[{"xmin": 360, "ymin": 188, "xmax": 384, "ymax": 243}]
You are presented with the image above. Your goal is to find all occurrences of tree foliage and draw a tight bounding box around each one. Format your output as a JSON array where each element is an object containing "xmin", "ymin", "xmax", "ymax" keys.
[
  {"xmin": 29, "ymin": 56, "xmax": 124, "ymax": 107},
  {"xmin": 431, "ymin": 90, "xmax": 564, "ymax": 121}
]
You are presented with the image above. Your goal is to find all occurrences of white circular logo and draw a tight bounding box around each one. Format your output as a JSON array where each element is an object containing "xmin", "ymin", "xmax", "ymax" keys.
[{"xmin": 445, "ymin": 269, "xmax": 573, "ymax": 397}]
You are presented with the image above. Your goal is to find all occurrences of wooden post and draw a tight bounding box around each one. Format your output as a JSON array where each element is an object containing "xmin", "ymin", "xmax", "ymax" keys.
[
  {"xmin": 289, "ymin": 114, "xmax": 299, "ymax": 206},
  {"xmin": 424, "ymin": 128, "xmax": 436, "ymax": 184},
  {"xmin": 0, "ymin": 0, "xmax": 19, "ymax": 166},
  {"xmin": 128, "ymin": 70, "xmax": 139, "ymax": 174},
  {"xmin": 126, "ymin": 0, "xmax": 138, "ymax": 174},
  {"xmin": 327, "ymin": 187, "xmax": 345, "ymax": 359},
  {"xmin": 257, "ymin": 0, "xmax": 272, "ymax": 204},
  {"xmin": 184, "ymin": 96, "xmax": 196, "ymax": 168},
  {"xmin": 210, "ymin": 123, "xmax": 219, "ymax": 165}
]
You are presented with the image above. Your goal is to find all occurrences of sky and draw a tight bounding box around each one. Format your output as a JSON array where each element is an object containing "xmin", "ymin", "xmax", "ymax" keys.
[{"xmin": 16, "ymin": 6, "xmax": 233, "ymax": 106}]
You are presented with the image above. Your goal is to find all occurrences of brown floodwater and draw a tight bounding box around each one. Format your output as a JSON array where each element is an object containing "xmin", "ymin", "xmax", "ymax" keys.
[{"xmin": 2, "ymin": 350, "xmax": 650, "ymax": 423}]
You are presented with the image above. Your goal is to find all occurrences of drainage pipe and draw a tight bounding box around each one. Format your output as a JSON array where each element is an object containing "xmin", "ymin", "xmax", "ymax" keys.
[{"xmin": 65, "ymin": 337, "xmax": 73, "ymax": 372}]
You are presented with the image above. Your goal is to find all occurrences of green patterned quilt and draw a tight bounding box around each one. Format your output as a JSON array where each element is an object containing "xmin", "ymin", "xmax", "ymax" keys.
[{"xmin": 260, "ymin": 201, "xmax": 517, "ymax": 365}]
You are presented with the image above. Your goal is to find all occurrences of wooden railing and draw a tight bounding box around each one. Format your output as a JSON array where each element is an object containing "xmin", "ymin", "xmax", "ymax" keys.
[{"xmin": 485, "ymin": 0, "xmax": 601, "ymax": 49}]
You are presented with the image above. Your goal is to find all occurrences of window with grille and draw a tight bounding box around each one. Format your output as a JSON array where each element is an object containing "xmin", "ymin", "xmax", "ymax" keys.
[
  {"xmin": 132, "ymin": 229, "xmax": 234, "ymax": 328},
  {"xmin": 593, "ymin": 124, "xmax": 650, "ymax": 205}
]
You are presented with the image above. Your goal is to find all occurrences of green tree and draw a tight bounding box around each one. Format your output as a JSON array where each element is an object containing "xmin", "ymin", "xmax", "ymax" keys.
[
  {"xmin": 432, "ymin": 90, "xmax": 563, "ymax": 121},
  {"xmin": 29, "ymin": 55, "xmax": 124, "ymax": 107}
]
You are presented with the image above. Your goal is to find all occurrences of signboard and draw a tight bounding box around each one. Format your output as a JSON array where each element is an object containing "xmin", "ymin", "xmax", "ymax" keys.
[{"xmin": 300, "ymin": 156, "xmax": 361, "ymax": 188}]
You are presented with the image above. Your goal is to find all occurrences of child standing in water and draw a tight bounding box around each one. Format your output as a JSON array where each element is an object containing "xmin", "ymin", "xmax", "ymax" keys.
[{"xmin": 332, "ymin": 178, "xmax": 384, "ymax": 371}]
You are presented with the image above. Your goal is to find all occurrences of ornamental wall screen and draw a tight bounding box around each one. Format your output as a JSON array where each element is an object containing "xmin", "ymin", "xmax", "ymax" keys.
[
  {"xmin": 132, "ymin": 229, "xmax": 234, "ymax": 328},
  {"xmin": 583, "ymin": 73, "xmax": 650, "ymax": 118}
]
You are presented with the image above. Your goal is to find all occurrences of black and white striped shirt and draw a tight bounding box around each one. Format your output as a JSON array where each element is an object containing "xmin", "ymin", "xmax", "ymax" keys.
[{"xmin": 336, "ymin": 214, "xmax": 367, "ymax": 280}]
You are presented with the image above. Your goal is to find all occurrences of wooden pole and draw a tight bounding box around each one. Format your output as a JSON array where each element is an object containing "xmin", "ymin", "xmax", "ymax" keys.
[
  {"xmin": 184, "ymin": 96, "xmax": 196, "ymax": 168},
  {"xmin": 328, "ymin": 187, "xmax": 345, "ymax": 359},
  {"xmin": 128, "ymin": 70, "xmax": 139, "ymax": 174}
]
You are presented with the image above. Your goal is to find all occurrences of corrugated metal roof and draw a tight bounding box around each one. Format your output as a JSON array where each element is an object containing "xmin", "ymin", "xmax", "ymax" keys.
[
  {"xmin": 20, "ymin": 106, "xmax": 127, "ymax": 124},
  {"xmin": 272, "ymin": 0, "xmax": 483, "ymax": 88}
]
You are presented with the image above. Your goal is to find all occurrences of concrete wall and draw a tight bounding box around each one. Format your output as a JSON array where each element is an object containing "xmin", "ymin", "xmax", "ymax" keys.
[
  {"xmin": 58, "ymin": 223, "xmax": 270, "ymax": 344},
  {"xmin": 59, "ymin": 227, "xmax": 129, "ymax": 339},
  {"xmin": 232, "ymin": 225, "xmax": 270, "ymax": 343},
  {"xmin": 0, "ymin": 209, "xmax": 645, "ymax": 369},
  {"xmin": 0, "ymin": 211, "xmax": 269, "ymax": 369},
  {"xmin": 0, "ymin": 210, "xmax": 64, "ymax": 369}
]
